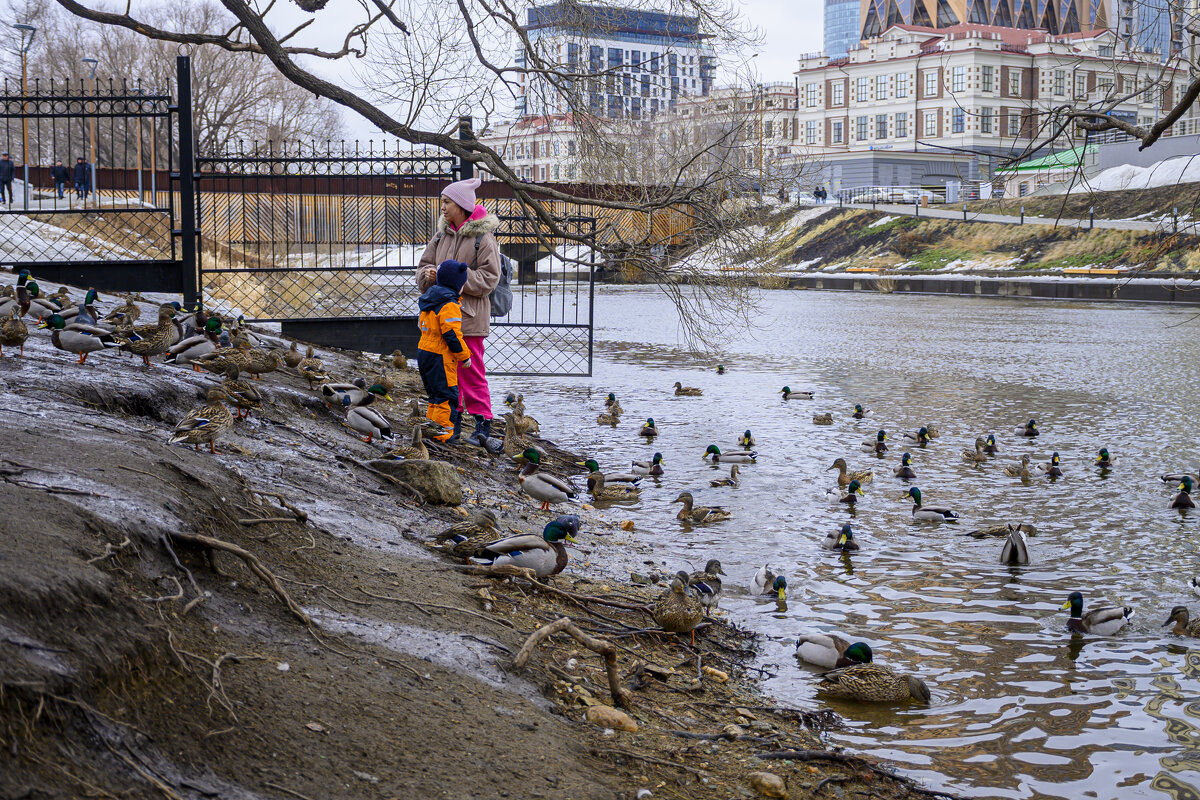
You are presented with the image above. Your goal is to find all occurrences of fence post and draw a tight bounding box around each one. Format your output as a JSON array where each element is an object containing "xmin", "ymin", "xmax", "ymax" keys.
[
  {"xmin": 1020, "ymin": 206, "xmax": 1024, "ymax": 225},
  {"xmin": 1089, "ymin": 206, "xmax": 1094, "ymax": 230},
  {"xmin": 1174, "ymin": 207, "xmax": 1178, "ymax": 234},
  {"xmin": 176, "ymin": 55, "xmax": 199, "ymax": 308},
  {"xmin": 963, "ymin": 204, "xmax": 967, "ymax": 221},
  {"xmin": 458, "ymin": 116, "xmax": 474, "ymax": 181},
  {"xmin": 914, "ymin": 201, "xmax": 919, "ymax": 218}
]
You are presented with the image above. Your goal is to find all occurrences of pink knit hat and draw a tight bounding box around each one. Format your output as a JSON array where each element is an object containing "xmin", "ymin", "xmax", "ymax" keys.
[{"xmin": 441, "ymin": 178, "xmax": 481, "ymax": 212}]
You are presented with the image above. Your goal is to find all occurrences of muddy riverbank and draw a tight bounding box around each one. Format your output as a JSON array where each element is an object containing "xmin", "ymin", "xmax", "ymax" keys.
[{"xmin": 0, "ymin": 285, "xmax": 942, "ymax": 800}]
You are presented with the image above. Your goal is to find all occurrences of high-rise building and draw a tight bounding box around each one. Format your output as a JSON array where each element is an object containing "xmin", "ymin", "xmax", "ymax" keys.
[
  {"xmin": 1115, "ymin": 0, "xmax": 1186, "ymax": 61},
  {"xmin": 825, "ymin": 0, "xmax": 862, "ymax": 57},
  {"xmin": 516, "ymin": 2, "xmax": 716, "ymax": 120},
  {"xmin": 859, "ymin": 0, "xmax": 1111, "ymax": 39}
]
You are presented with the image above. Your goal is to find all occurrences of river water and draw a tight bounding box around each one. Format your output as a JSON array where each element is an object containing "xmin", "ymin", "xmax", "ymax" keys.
[{"xmin": 508, "ymin": 285, "xmax": 1200, "ymax": 800}]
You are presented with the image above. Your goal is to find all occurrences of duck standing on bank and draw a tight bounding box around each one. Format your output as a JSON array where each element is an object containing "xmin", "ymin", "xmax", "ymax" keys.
[
  {"xmin": 517, "ymin": 448, "xmax": 577, "ymax": 510},
  {"xmin": 39, "ymin": 314, "xmax": 120, "ymax": 363},
  {"xmin": 653, "ymin": 572, "xmax": 705, "ymax": 641},
  {"xmin": 0, "ymin": 309, "xmax": 28, "ymax": 356},
  {"xmin": 688, "ymin": 559, "xmax": 726, "ymax": 617},
  {"xmin": 169, "ymin": 387, "xmax": 234, "ymax": 454},
  {"xmin": 467, "ymin": 515, "xmax": 580, "ymax": 578}
]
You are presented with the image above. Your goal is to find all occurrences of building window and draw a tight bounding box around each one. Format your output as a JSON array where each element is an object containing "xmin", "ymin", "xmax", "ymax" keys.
[
  {"xmin": 896, "ymin": 111, "xmax": 908, "ymax": 137},
  {"xmin": 764, "ymin": 120, "xmax": 774, "ymax": 138},
  {"xmin": 567, "ymin": 165, "xmax": 576, "ymax": 180},
  {"xmin": 552, "ymin": 164, "xmax": 560, "ymax": 180},
  {"xmin": 1098, "ymin": 79, "xmax": 1114, "ymax": 95},
  {"xmin": 856, "ymin": 77, "xmax": 869, "ymax": 102},
  {"xmin": 832, "ymin": 120, "xmax": 844, "ymax": 144},
  {"xmin": 856, "ymin": 115, "xmax": 868, "ymax": 140},
  {"xmin": 951, "ymin": 107, "xmax": 964, "ymax": 133},
  {"xmin": 806, "ymin": 82, "xmax": 819, "ymax": 106},
  {"xmin": 1008, "ymin": 70, "xmax": 1021, "ymax": 96},
  {"xmin": 832, "ymin": 82, "xmax": 844, "ymax": 106},
  {"xmin": 1075, "ymin": 73, "xmax": 1087, "ymax": 98},
  {"xmin": 896, "ymin": 72, "xmax": 909, "ymax": 98},
  {"xmin": 981, "ymin": 107, "xmax": 994, "ymax": 133},
  {"xmin": 1099, "ymin": 44, "xmax": 1114, "ymax": 58},
  {"xmin": 806, "ymin": 120, "xmax": 818, "ymax": 144},
  {"xmin": 1007, "ymin": 113, "xmax": 1020, "ymax": 136},
  {"xmin": 608, "ymin": 47, "xmax": 623, "ymax": 69},
  {"xmin": 1054, "ymin": 69, "xmax": 1066, "ymax": 96},
  {"xmin": 875, "ymin": 74, "xmax": 887, "ymax": 100},
  {"xmin": 981, "ymin": 65, "xmax": 994, "ymax": 92},
  {"xmin": 951, "ymin": 66, "xmax": 966, "ymax": 93},
  {"xmin": 923, "ymin": 110, "xmax": 937, "ymax": 136},
  {"xmin": 567, "ymin": 140, "xmax": 576, "ymax": 156},
  {"xmin": 1018, "ymin": 181, "xmax": 1029, "ymax": 196},
  {"xmin": 876, "ymin": 113, "xmax": 888, "ymax": 138},
  {"xmin": 923, "ymin": 70, "xmax": 938, "ymax": 98}
]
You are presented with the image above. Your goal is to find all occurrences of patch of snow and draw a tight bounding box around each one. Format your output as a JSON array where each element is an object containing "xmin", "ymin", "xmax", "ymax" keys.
[
  {"xmin": 1086, "ymin": 155, "xmax": 1200, "ymax": 192},
  {"xmin": 868, "ymin": 215, "xmax": 897, "ymax": 229}
]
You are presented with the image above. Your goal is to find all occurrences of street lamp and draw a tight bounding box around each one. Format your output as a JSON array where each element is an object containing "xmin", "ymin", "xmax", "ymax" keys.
[
  {"xmin": 11, "ymin": 23, "xmax": 36, "ymax": 210},
  {"xmin": 81, "ymin": 57, "xmax": 98, "ymax": 205}
]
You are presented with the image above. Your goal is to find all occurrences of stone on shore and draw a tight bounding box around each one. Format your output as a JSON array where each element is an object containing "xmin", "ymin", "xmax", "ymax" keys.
[{"xmin": 369, "ymin": 458, "xmax": 463, "ymax": 505}]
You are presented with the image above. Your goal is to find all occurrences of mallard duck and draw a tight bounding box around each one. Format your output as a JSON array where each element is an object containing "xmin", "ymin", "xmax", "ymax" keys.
[
  {"xmin": 297, "ymin": 345, "xmax": 327, "ymax": 388},
  {"xmin": 407, "ymin": 398, "xmax": 424, "ymax": 419},
  {"xmin": 578, "ymin": 459, "xmax": 641, "ymax": 484},
  {"xmin": 1161, "ymin": 469, "xmax": 1199, "ymax": 484},
  {"xmin": 119, "ymin": 305, "xmax": 178, "ymax": 366},
  {"xmin": 221, "ymin": 365, "xmax": 264, "ymax": 420},
  {"xmin": 322, "ymin": 377, "xmax": 391, "ymax": 409},
  {"xmin": 968, "ymin": 522, "xmax": 1037, "ymax": 539},
  {"xmin": 586, "ymin": 472, "xmax": 640, "ymax": 502},
  {"xmin": 1062, "ymin": 591, "xmax": 1133, "ymax": 635},
  {"xmin": 21, "ymin": 279, "xmax": 63, "ymax": 320},
  {"xmin": 902, "ymin": 487, "xmax": 958, "ymax": 521},
  {"xmin": 243, "ymin": 347, "xmax": 285, "ymax": 379},
  {"xmin": 639, "ymin": 418, "xmax": 659, "ymax": 438},
  {"xmin": 653, "ymin": 572, "xmax": 705, "ymax": 638},
  {"xmin": 962, "ymin": 438, "xmax": 989, "ymax": 464},
  {"xmin": 165, "ymin": 317, "xmax": 223, "ymax": 370},
  {"xmin": 830, "ymin": 479, "xmax": 865, "ymax": 506},
  {"xmin": 705, "ymin": 445, "xmax": 756, "ymax": 464},
  {"xmin": 1171, "ymin": 476, "xmax": 1196, "ymax": 509},
  {"xmin": 750, "ymin": 566, "xmax": 787, "ymax": 602},
  {"xmin": 503, "ymin": 413, "xmax": 537, "ymax": 459},
  {"xmin": 1004, "ymin": 454, "xmax": 1033, "ymax": 478},
  {"xmin": 632, "ymin": 452, "xmax": 664, "ymax": 476},
  {"xmin": 385, "ymin": 348, "xmax": 410, "ymax": 372},
  {"xmin": 737, "ymin": 430, "xmax": 756, "ymax": 448},
  {"xmin": 603, "ymin": 393, "xmax": 624, "ymax": 416},
  {"xmin": 982, "ymin": 434, "xmax": 999, "ymax": 455},
  {"xmin": 688, "ymin": 559, "xmax": 725, "ymax": 617},
  {"xmin": 190, "ymin": 337, "xmax": 249, "ymax": 377},
  {"xmin": 863, "ymin": 430, "xmax": 888, "ymax": 456},
  {"xmin": 999, "ymin": 529, "xmax": 1030, "ymax": 565},
  {"xmin": 283, "ymin": 341, "xmax": 304, "ymax": 368},
  {"xmin": 38, "ymin": 314, "xmax": 120, "ymax": 363},
  {"xmin": 503, "ymin": 393, "xmax": 527, "ymax": 416},
  {"xmin": 1193, "ymin": 577, "xmax": 1200, "ymax": 598},
  {"xmin": 103, "ymin": 295, "xmax": 139, "ymax": 325},
  {"xmin": 818, "ymin": 664, "xmax": 931, "ymax": 704},
  {"xmin": 716, "ymin": 364, "xmax": 725, "ymax": 374},
  {"xmin": 823, "ymin": 523, "xmax": 860, "ymax": 551},
  {"xmin": 512, "ymin": 409, "xmax": 541, "ymax": 436},
  {"xmin": 828, "ymin": 457, "xmax": 873, "ymax": 486},
  {"xmin": 894, "ymin": 452, "xmax": 917, "ymax": 479},
  {"xmin": 795, "ymin": 636, "xmax": 872, "ymax": 669},
  {"xmin": 467, "ymin": 515, "xmax": 579, "ymax": 577},
  {"xmin": 904, "ymin": 427, "xmax": 933, "ymax": 446},
  {"xmin": 387, "ymin": 426, "xmax": 429, "ymax": 460},
  {"xmin": 59, "ymin": 289, "xmax": 100, "ymax": 325},
  {"xmin": 710, "ymin": 464, "xmax": 740, "ymax": 487},
  {"xmin": 812, "ymin": 413, "xmax": 833, "ymax": 425},
  {"xmin": 1038, "ymin": 452, "xmax": 1064, "ymax": 477},
  {"xmin": 1095, "ymin": 448, "xmax": 1116, "ymax": 469},
  {"xmin": 597, "ymin": 409, "xmax": 621, "ymax": 426},
  {"xmin": 434, "ymin": 508, "xmax": 501, "ymax": 557},
  {"xmin": 345, "ymin": 399, "xmax": 393, "ymax": 444},
  {"xmin": 1016, "ymin": 419, "xmax": 1039, "ymax": 437},
  {"xmin": 674, "ymin": 491, "xmax": 731, "ymax": 523},
  {"xmin": 852, "ymin": 403, "xmax": 871, "ymax": 419},
  {"xmin": 517, "ymin": 448, "xmax": 578, "ymax": 510},
  {"xmin": 674, "ymin": 381, "xmax": 703, "ymax": 397},
  {"xmin": 0, "ymin": 310, "xmax": 28, "ymax": 356},
  {"xmin": 169, "ymin": 387, "xmax": 235, "ymax": 453},
  {"xmin": 1163, "ymin": 606, "xmax": 1200, "ymax": 638},
  {"xmin": 780, "ymin": 386, "xmax": 813, "ymax": 400}
]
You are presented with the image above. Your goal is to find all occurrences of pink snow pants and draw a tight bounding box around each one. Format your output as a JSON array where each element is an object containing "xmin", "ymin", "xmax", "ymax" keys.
[{"xmin": 458, "ymin": 336, "xmax": 493, "ymax": 419}]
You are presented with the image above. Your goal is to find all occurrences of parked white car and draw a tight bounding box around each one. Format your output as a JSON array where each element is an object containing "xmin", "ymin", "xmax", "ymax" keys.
[{"xmin": 900, "ymin": 189, "xmax": 944, "ymax": 204}]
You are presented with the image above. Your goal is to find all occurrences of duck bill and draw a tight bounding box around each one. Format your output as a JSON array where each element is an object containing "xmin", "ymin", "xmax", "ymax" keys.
[
  {"xmin": 837, "ymin": 534, "xmax": 848, "ymax": 546},
  {"xmin": 1060, "ymin": 600, "xmax": 1072, "ymax": 610},
  {"xmin": 1162, "ymin": 617, "xmax": 1174, "ymax": 627},
  {"xmin": 565, "ymin": 534, "xmax": 578, "ymax": 543},
  {"xmin": 856, "ymin": 488, "xmax": 864, "ymax": 496},
  {"xmin": 777, "ymin": 587, "xmax": 786, "ymax": 602},
  {"xmin": 384, "ymin": 394, "xmax": 394, "ymax": 402}
]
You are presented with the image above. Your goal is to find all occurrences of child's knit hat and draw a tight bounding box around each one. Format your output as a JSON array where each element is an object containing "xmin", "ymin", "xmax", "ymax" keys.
[{"xmin": 436, "ymin": 259, "xmax": 469, "ymax": 295}]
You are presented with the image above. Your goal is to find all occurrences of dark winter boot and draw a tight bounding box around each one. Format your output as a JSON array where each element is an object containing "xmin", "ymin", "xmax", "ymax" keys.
[
  {"xmin": 446, "ymin": 409, "xmax": 464, "ymax": 444},
  {"xmin": 479, "ymin": 418, "xmax": 504, "ymax": 455},
  {"xmin": 466, "ymin": 414, "xmax": 488, "ymax": 448}
]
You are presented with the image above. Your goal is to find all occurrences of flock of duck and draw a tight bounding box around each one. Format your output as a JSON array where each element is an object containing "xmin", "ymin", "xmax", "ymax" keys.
[{"xmin": 500, "ymin": 380, "xmax": 1200, "ymax": 706}]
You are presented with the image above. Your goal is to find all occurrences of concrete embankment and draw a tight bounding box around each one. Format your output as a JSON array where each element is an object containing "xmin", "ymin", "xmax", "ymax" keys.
[{"xmin": 785, "ymin": 273, "xmax": 1200, "ymax": 304}]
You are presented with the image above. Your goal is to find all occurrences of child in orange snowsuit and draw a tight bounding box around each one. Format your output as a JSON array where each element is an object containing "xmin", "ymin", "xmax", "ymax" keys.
[{"xmin": 417, "ymin": 260, "xmax": 473, "ymax": 441}]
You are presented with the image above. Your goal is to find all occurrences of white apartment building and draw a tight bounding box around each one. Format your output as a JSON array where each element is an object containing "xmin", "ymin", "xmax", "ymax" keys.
[{"xmin": 794, "ymin": 23, "xmax": 1185, "ymax": 191}]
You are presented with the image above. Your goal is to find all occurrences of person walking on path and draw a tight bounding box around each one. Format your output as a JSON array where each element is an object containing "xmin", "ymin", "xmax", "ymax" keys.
[
  {"xmin": 416, "ymin": 177, "xmax": 502, "ymax": 452},
  {"xmin": 73, "ymin": 156, "xmax": 91, "ymax": 203},
  {"xmin": 416, "ymin": 260, "xmax": 473, "ymax": 442},
  {"xmin": 0, "ymin": 153, "xmax": 15, "ymax": 205},
  {"xmin": 51, "ymin": 159, "xmax": 69, "ymax": 200}
]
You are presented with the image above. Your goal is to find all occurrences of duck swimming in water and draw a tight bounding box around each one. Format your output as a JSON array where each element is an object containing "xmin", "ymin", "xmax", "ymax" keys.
[
  {"xmin": 893, "ymin": 452, "xmax": 917, "ymax": 479},
  {"xmin": 1016, "ymin": 419, "xmax": 1039, "ymax": 437},
  {"xmin": 1038, "ymin": 452, "xmax": 1064, "ymax": 477},
  {"xmin": 705, "ymin": 445, "xmax": 756, "ymax": 464},
  {"xmin": 823, "ymin": 524, "xmax": 860, "ymax": 551},
  {"xmin": 795, "ymin": 636, "xmax": 872, "ymax": 670},
  {"xmin": 828, "ymin": 457, "xmax": 873, "ymax": 486},
  {"xmin": 1171, "ymin": 476, "xmax": 1196, "ymax": 509},
  {"xmin": 902, "ymin": 487, "xmax": 958, "ymax": 522},
  {"xmin": 852, "ymin": 404, "xmax": 872, "ymax": 419},
  {"xmin": 863, "ymin": 430, "xmax": 887, "ymax": 457},
  {"xmin": 780, "ymin": 386, "xmax": 813, "ymax": 400},
  {"xmin": 1095, "ymin": 448, "xmax": 1116, "ymax": 469},
  {"xmin": 750, "ymin": 566, "xmax": 787, "ymax": 602},
  {"xmin": 1062, "ymin": 591, "xmax": 1133, "ymax": 636}
]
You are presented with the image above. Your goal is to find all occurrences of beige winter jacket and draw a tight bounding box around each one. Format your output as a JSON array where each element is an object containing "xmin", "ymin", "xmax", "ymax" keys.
[{"xmin": 416, "ymin": 211, "xmax": 502, "ymax": 338}]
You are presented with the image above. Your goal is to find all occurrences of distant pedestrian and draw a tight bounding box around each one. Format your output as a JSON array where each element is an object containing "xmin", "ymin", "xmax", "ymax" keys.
[
  {"xmin": 51, "ymin": 159, "xmax": 69, "ymax": 199},
  {"xmin": 812, "ymin": 186, "xmax": 820, "ymax": 204},
  {"xmin": 0, "ymin": 153, "xmax": 14, "ymax": 205},
  {"xmin": 73, "ymin": 156, "xmax": 91, "ymax": 202},
  {"xmin": 416, "ymin": 259, "xmax": 473, "ymax": 442},
  {"xmin": 818, "ymin": 187, "xmax": 828, "ymax": 204}
]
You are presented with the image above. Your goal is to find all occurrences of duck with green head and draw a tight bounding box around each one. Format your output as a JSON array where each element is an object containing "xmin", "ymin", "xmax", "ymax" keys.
[
  {"xmin": 894, "ymin": 452, "xmax": 917, "ymax": 479},
  {"xmin": 716, "ymin": 364, "xmax": 725, "ymax": 374},
  {"xmin": 518, "ymin": 447, "xmax": 578, "ymax": 510},
  {"xmin": 1171, "ymin": 476, "xmax": 1196, "ymax": 509},
  {"xmin": 780, "ymin": 386, "xmax": 813, "ymax": 400},
  {"xmin": 904, "ymin": 426, "xmax": 932, "ymax": 446},
  {"xmin": 1016, "ymin": 419, "xmax": 1039, "ymax": 437},
  {"xmin": 795, "ymin": 636, "xmax": 872, "ymax": 670},
  {"xmin": 983, "ymin": 434, "xmax": 999, "ymax": 455},
  {"xmin": 39, "ymin": 313, "xmax": 120, "ymax": 363},
  {"xmin": 1095, "ymin": 448, "xmax": 1116, "ymax": 469},
  {"xmin": 750, "ymin": 566, "xmax": 787, "ymax": 602},
  {"xmin": 639, "ymin": 418, "xmax": 659, "ymax": 438},
  {"xmin": 705, "ymin": 444, "xmax": 756, "ymax": 464},
  {"xmin": 835, "ymin": 479, "xmax": 865, "ymax": 506},
  {"xmin": 631, "ymin": 452, "xmax": 664, "ymax": 476},
  {"xmin": 1062, "ymin": 591, "xmax": 1133, "ymax": 635},
  {"xmin": 823, "ymin": 523, "xmax": 860, "ymax": 551},
  {"xmin": 165, "ymin": 316, "xmax": 222, "ymax": 370},
  {"xmin": 737, "ymin": 429, "xmax": 756, "ymax": 448},
  {"xmin": 603, "ymin": 392, "xmax": 623, "ymax": 416},
  {"xmin": 59, "ymin": 288, "xmax": 99, "ymax": 325},
  {"xmin": 1039, "ymin": 452, "xmax": 1064, "ymax": 477},
  {"xmin": 467, "ymin": 515, "xmax": 579, "ymax": 577},
  {"xmin": 902, "ymin": 487, "xmax": 958, "ymax": 521},
  {"xmin": 577, "ymin": 458, "xmax": 641, "ymax": 484},
  {"xmin": 864, "ymin": 430, "xmax": 887, "ymax": 457},
  {"xmin": 852, "ymin": 403, "xmax": 872, "ymax": 419}
]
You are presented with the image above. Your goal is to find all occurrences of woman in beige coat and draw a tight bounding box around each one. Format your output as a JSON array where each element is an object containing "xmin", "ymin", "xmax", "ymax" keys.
[{"xmin": 416, "ymin": 177, "xmax": 503, "ymax": 451}]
